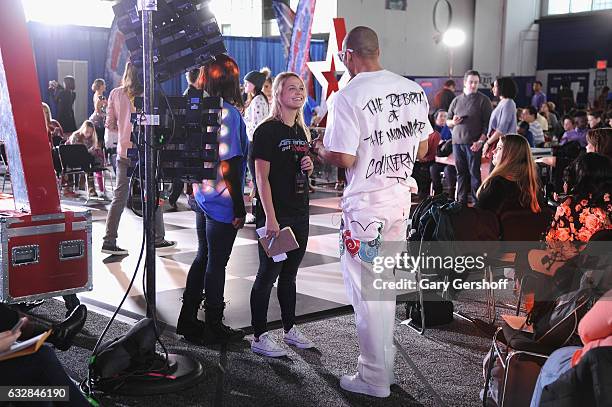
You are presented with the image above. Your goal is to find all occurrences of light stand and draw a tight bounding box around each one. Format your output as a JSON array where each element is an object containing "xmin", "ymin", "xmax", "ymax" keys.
[
  {"xmin": 441, "ymin": 28, "xmax": 465, "ymax": 79},
  {"xmin": 93, "ymin": 0, "xmax": 204, "ymax": 395}
]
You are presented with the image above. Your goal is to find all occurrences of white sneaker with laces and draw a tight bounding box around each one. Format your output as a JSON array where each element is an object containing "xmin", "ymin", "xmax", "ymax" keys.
[
  {"xmin": 251, "ymin": 333, "xmax": 287, "ymax": 357},
  {"xmin": 283, "ymin": 326, "xmax": 315, "ymax": 349},
  {"xmin": 340, "ymin": 373, "xmax": 391, "ymax": 398}
]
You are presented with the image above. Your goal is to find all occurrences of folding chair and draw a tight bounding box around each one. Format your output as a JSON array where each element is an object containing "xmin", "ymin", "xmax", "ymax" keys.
[
  {"xmin": 483, "ymin": 287, "xmax": 592, "ymax": 407},
  {"xmin": 57, "ymin": 144, "xmax": 113, "ymax": 202}
]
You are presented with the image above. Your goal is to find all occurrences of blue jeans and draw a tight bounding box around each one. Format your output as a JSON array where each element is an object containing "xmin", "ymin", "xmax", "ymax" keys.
[
  {"xmin": 530, "ymin": 346, "xmax": 580, "ymax": 407},
  {"xmin": 184, "ymin": 198, "xmax": 238, "ymax": 307},
  {"xmin": 453, "ymin": 143, "xmax": 482, "ymax": 204},
  {"xmin": 250, "ymin": 215, "xmax": 309, "ymax": 337}
]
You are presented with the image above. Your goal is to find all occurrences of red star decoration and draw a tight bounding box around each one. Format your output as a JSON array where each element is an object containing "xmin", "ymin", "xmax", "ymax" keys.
[{"xmin": 321, "ymin": 58, "xmax": 340, "ymax": 98}]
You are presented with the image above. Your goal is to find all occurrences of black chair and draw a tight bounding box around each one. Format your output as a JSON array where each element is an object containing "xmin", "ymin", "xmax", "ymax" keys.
[
  {"xmin": 486, "ymin": 207, "xmax": 553, "ymax": 321},
  {"xmin": 57, "ymin": 144, "xmax": 113, "ymax": 200}
]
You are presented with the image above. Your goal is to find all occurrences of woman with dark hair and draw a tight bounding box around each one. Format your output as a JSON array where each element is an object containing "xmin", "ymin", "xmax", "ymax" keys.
[
  {"xmin": 48, "ymin": 75, "xmax": 77, "ymax": 133},
  {"xmin": 587, "ymin": 110, "xmax": 605, "ymax": 130},
  {"xmin": 586, "ymin": 127, "xmax": 612, "ymax": 158},
  {"xmin": 244, "ymin": 70, "xmax": 269, "ymax": 139},
  {"xmin": 250, "ymin": 72, "xmax": 315, "ymax": 357},
  {"xmin": 477, "ymin": 134, "xmax": 542, "ymax": 216},
  {"xmin": 531, "ymin": 153, "xmax": 612, "ymax": 273},
  {"xmin": 176, "ymin": 54, "xmax": 248, "ymax": 345},
  {"xmin": 540, "ymin": 101, "xmax": 561, "ymax": 138},
  {"xmin": 482, "ymin": 77, "xmax": 518, "ymax": 159},
  {"xmin": 102, "ymin": 61, "xmax": 175, "ymax": 255},
  {"xmin": 243, "ymin": 70, "xmax": 270, "ymax": 207}
]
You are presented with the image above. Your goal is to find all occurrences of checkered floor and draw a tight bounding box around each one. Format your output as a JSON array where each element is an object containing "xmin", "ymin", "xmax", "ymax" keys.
[{"xmin": 62, "ymin": 189, "xmax": 352, "ymax": 330}]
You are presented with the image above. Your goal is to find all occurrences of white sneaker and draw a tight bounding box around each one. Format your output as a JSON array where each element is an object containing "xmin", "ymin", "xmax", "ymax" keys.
[
  {"xmin": 283, "ymin": 326, "xmax": 315, "ymax": 349},
  {"xmin": 251, "ymin": 333, "xmax": 287, "ymax": 357},
  {"xmin": 340, "ymin": 373, "xmax": 391, "ymax": 398}
]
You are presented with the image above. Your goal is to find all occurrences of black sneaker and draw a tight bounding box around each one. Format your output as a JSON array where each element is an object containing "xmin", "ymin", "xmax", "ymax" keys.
[
  {"xmin": 101, "ymin": 243, "xmax": 128, "ymax": 256},
  {"xmin": 155, "ymin": 240, "xmax": 177, "ymax": 250}
]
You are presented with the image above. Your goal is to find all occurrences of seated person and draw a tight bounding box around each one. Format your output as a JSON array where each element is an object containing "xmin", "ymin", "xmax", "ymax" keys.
[
  {"xmin": 522, "ymin": 106, "xmax": 545, "ymax": 146},
  {"xmin": 430, "ymin": 110, "xmax": 457, "ymax": 197},
  {"xmin": 0, "ymin": 303, "xmax": 87, "ymax": 352},
  {"xmin": 530, "ymin": 289, "xmax": 612, "ymax": 407},
  {"xmin": 517, "ymin": 120, "xmax": 535, "ymax": 147},
  {"xmin": 540, "ymin": 101, "xmax": 561, "ymax": 138},
  {"xmin": 586, "ymin": 127, "xmax": 612, "ymax": 158},
  {"xmin": 66, "ymin": 120, "xmax": 105, "ymax": 197},
  {"xmin": 560, "ymin": 110, "xmax": 588, "ymax": 147},
  {"xmin": 476, "ymin": 134, "xmax": 542, "ymax": 217},
  {"xmin": 0, "ymin": 303, "xmax": 90, "ymax": 406},
  {"xmin": 413, "ymin": 115, "xmax": 442, "ymax": 199},
  {"xmin": 530, "ymin": 153, "xmax": 612, "ymax": 274},
  {"xmin": 0, "ymin": 338, "xmax": 90, "ymax": 406},
  {"xmin": 587, "ymin": 110, "xmax": 605, "ymax": 130},
  {"xmin": 562, "ymin": 115, "xmax": 575, "ymax": 134},
  {"xmin": 42, "ymin": 102, "xmax": 64, "ymax": 147}
]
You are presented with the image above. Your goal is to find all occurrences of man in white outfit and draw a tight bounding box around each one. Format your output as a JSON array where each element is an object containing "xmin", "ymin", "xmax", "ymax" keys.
[{"xmin": 313, "ymin": 26, "xmax": 431, "ymax": 398}]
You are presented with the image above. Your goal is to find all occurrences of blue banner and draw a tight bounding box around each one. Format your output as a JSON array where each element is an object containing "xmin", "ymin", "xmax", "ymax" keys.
[
  {"xmin": 286, "ymin": 0, "xmax": 317, "ymax": 79},
  {"xmin": 272, "ymin": 1, "xmax": 295, "ymax": 59}
]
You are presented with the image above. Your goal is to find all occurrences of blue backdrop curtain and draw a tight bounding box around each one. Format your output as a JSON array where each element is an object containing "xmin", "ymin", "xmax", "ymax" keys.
[{"xmin": 27, "ymin": 22, "xmax": 327, "ymax": 116}]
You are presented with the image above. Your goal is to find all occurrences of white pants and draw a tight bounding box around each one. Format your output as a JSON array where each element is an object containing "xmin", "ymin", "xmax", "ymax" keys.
[{"xmin": 340, "ymin": 203, "xmax": 409, "ymax": 387}]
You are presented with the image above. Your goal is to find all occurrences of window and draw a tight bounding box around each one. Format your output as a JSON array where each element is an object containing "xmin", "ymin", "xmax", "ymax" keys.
[
  {"xmin": 547, "ymin": 0, "xmax": 612, "ymax": 14},
  {"xmin": 221, "ymin": 24, "xmax": 231, "ymax": 35},
  {"xmin": 593, "ymin": 0, "xmax": 612, "ymax": 9}
]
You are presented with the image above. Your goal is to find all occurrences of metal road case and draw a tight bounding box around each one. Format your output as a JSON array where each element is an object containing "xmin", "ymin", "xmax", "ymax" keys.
[{"xmin": 0, "ymin": 210, "xmax": 92, "ymax": 303}]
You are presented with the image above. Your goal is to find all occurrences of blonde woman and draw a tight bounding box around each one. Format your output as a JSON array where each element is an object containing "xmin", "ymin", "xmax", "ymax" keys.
[
  {"xmin": 102, "ymin": 62, "xmax": 175, "ymax": 255},
  {"xmin": 249, "ymin": 72, "xmax": 315, "ymax": 357},
  {"xmin": 90, "ymin": 78, "xmax": 107, "ymax": 148},
  {"xmin": 67, "ymin": 120, "xmax": 104, "ymax": 197},
  {"xmin": 42, "ymin": 102, "xmax": 64, "ymax": 146}
]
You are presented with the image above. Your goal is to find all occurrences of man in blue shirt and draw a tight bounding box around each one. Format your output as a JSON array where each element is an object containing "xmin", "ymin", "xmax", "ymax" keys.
[{"xmin": 531, "ymin": 80, "xmax": 547, "ymax": 110}]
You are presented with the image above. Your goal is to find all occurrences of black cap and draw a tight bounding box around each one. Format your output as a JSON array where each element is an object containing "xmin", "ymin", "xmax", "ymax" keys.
[{"xmin": 244, "ymin": 71, "xmax": 267, "ymax": 90}]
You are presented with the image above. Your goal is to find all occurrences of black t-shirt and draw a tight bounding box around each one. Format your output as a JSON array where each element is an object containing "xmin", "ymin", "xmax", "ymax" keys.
[{"xmin": 252, "ymin": 120, "xmax": 309, "ymax": 220}]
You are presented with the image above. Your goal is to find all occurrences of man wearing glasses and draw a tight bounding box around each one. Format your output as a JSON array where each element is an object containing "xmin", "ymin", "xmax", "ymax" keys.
[{"xmin": 313, "ymin": 26, "xmax": 431, "ymax": 398}]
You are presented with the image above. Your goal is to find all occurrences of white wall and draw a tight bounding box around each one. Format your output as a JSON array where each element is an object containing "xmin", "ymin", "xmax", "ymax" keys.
[
  {"xmin": 472, "ymin": 0, "xmax": 503, "ymax": 76},
  {"xmin": 337, "ymin": 0, "xmax": 476, "ymax": 77},
  {"xmin": 501, "ymin": 0, "xmax": 540, "ymax": 76}
]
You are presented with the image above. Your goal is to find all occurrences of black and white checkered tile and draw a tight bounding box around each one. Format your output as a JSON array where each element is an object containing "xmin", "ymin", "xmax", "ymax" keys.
[{"xmin": 76, "ymin": 191, "xmax": 349, "ymax": 330}]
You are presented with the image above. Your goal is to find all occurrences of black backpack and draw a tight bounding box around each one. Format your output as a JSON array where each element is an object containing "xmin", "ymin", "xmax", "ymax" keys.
[{"xmin": 408, "ymin": 193, "xmax": 455, "ymax": 242}]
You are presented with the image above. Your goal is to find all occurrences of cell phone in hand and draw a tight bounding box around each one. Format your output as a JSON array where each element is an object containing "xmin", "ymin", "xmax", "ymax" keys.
[{"xmin": 11, "ymin": 317, "xmax": 26, "ymax": 334}]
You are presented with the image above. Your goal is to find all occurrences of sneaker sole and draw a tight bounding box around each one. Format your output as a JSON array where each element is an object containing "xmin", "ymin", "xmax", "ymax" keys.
[
  {"xmin": 251, "ymin": 346, "xmax": 287, "ymax": 358},
  {"xmin": 283, "ymin": 337, "xmax": 314, "ymax": 349},
  {"xmin": 155, "ymin": 244, "xmax": 177, "ymax": 251},
  {"xmin": 101, "ymin": 249, "xmax": 128, "ymax": 255},
  {"xmin": 340, "ymin": 381, "xmax": 390, "ymax": 398}
]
